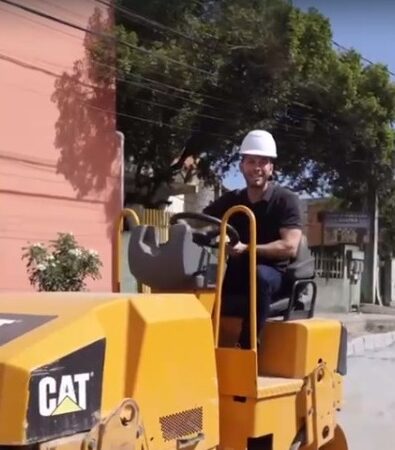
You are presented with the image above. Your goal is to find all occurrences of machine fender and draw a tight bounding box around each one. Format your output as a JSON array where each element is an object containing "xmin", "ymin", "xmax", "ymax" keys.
[{"xmin": 320, "ymin": 425, "xmax": 348, "ymax": 450}]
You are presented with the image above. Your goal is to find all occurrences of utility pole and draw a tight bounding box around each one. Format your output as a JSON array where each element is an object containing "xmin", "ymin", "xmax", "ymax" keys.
[{"xmin": 364, "ymin": 188, "xmax": 380, "ymax": 304}]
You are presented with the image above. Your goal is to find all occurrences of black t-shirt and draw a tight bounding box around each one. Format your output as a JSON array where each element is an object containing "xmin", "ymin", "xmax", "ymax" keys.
[{"xmin": 203, "ymin": 182, "xmax": 302, "ymax": 269}]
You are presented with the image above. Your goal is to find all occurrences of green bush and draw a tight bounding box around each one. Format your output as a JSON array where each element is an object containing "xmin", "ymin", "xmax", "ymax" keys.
[{"xmin": 22, "ymin": 233, "xmax": 102, "ymax": 291}]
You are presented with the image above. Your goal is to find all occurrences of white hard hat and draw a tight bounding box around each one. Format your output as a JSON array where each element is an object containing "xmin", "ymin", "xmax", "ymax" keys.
[{"xmin": 239, "ymin": 129, "xmax": 277, "ymax": 158}]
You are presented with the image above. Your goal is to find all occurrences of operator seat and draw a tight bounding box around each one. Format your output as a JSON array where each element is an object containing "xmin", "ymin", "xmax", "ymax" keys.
[
  {"xmin": 128, "ymin": 223, "xmax": 216, "ymax": 290},
  {"xmin": 268, "ymin": 235, "xmax": 316, "ymax": 319},
  {"xmin": 128, "ymin": 223, "xmax": 316, "ymax": 319},
  {"xmin": 220, "ymin": 235, "xmax": 316, "ymax": 320}
]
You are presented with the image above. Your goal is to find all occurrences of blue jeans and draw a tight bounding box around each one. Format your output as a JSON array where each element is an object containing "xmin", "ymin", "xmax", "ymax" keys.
[{"xmin": 222, "ymin": 255, "xmax": 284, "ymax": 348}]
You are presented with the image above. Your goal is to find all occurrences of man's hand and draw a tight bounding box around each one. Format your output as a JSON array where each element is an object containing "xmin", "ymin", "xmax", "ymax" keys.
[{"xmin": 227, "ymin": 242, "xmax": 248, "ymax": 257}]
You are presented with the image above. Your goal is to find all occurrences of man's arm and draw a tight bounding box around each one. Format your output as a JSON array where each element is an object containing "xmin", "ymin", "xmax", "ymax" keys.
[
  {"xmin": 228, "ymin": 189, "xmax": 302, "ymax": 258},
  {"xmin": 255, "ymin": 227, "xmax": 302, "ymax": 259},
  {"xmin": 229, "ymin": 227, "xmax": 302, "ymax": 259},
  {"xmin": 255, "ymin": 189, "xmax": 303, "ymax": 259}
]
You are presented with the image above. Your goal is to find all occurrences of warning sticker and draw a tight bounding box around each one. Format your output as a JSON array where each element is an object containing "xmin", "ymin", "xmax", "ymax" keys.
[{"xmin": 0, "ymin": 313, "xmax": 56, "ymax": 346}]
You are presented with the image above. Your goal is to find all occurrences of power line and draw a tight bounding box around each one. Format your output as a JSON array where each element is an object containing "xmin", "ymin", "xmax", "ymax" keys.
[
  {"xmin": 0, "ymin": 5, "xmax": 244, "ymax": 124},
  {"xmin": 86, "ymin": 55, "xmax": 239, "ymax": 111},
  {"xmin": 0, "ymin": 0, "xmax": 217, "ymax": 79},
  {"xmin": 122, "ymin": 92, "xmax": 226, "ymax": 122},
  {"xmin": 0, "ymin": 49, "xmax": 313, "ymax": 140},
  {"xmin": 96, "ymin": 0, "xmax": 225, "ymax": 45},
  {"xmin": 114, "ymin": 1, "xmax": 395, "ymax": 81},
  {"xmin": 85, "ymin": 48, "xmax": 242, "ymax": 110},
  {"xmin": 6, "ymin": 0, "xmax": 238, "ymax": 109},
  {"xmin": 0, "ymin": 0, "xmax": 332, "ymax": 117},
  {"xmin": 1, "ymin": 47, "xmax": 316, "ymax": 135},
  {"xmin": 2, "ymin": 0, "xmax": 370, "ymax": 140},
  {"xmin": 0, "ymin": 50, "xmax": 234, "ymax": 137},
  {"xmin": 0, "ymin": 4, "xmax": 81, "ymax": 41},
  {"xmin": 87, "ymin": 102, "xmax": 232, "ymax": 138},
  {"xmin": 1, "ymin": 50, "xmax": 346, "ymax": 149},
  {"xmin": 36, "ymin": 0, "xmax": 88, "ymax": 23},
  {"xmin": 0, "ymin": 8, "xmax": 221, "ymax": 111},
  {"xmin": 89, "ymin": 56, "xmax": 229, "ymax": 112},
  {"xmin": 90, "ymin": 56, "xmax": 238, "ymax": 111},
  {"xmin": 9, "ymin": 0, "xmax": 394, "ymax": 96},
  {"xmin": 132, "ymin": 73, "xmax": 240, "ymax": 107},
  {"xmin": 4, "ymin": 0, "xmax": 240, "ymax": 110},
  {"xmin": 0, "ymin": 0, "xmax": 248, "ymax": 112},
  {"xmin": 118, "ymin": 76, "xmax": 224, "ymax": 111},
  {"xmin": 90, "ymin": 2, "xmax": 242, "ymax": 107},
  {"xmin": 332, "ymin": 40, "xmax": 395, "ymax": 78},
  {"xmin": 95, "ymin": 0, "xmax": 205, "ymax": 45}
]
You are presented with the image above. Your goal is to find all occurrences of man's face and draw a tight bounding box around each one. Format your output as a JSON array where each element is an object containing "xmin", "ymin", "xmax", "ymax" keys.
[{"xmin": 240, "ymin": 155, "xmax": 273, "ymax": 188}]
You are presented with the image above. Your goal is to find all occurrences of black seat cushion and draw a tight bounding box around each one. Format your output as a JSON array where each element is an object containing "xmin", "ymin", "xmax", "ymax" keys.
[{"xmin": 222, "ymin": 235, "xmax": 315, "ymax": 318}]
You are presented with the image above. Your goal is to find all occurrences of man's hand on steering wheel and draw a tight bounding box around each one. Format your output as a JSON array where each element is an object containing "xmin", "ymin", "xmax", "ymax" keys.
[
  {"xmin": 169, "ymin": 212, "xmax": 240, "ymax": 249},
  {"xmin": 227, "ymin": 241, "xmax": 248, "ymax": 257}
]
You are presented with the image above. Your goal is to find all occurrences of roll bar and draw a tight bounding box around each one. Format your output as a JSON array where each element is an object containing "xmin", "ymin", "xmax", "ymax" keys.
[{"xmin": 213, "ymin": 205, "xmax": 257, "ymax": 350}]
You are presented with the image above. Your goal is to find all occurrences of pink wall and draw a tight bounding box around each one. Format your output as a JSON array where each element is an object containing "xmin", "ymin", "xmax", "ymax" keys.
[{"xmin": 0, "ymin": 0, "xmax": 120, "ymax": 291}]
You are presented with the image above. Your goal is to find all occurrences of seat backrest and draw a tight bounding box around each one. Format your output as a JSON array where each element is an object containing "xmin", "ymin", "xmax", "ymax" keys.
[
  {"xmin": 128, "ymin": 223, "xmax": 213, "ymax": 291},
  {"xmin": 285, "ymin": 235, "xmax": 315, "ymax": 281}
]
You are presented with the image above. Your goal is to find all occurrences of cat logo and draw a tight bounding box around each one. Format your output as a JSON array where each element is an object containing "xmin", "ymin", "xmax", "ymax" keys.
[
  {"xmin": 27, "ymin": 340, "xmax": 105, "ymax": 442},
  {"xmin": 38, "ymin": 373, "xmax": 92, "ymax": 417}
]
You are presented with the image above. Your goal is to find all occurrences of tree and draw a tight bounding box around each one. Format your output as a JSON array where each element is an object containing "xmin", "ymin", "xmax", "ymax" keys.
[
  {"xmin": 88, "ymin": 0, "xmax": 395, "ymax": 222},
  {"xmin": 110, "ymin": 0, "xmax": 342, "ymax": 206},
  {"xmin": 275, "ymin": 49, "xmax": 395, "ymax": 198}
]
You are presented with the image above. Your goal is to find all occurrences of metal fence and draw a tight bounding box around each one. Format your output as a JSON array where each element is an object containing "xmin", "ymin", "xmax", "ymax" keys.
[
  {"xmin": 311, "ymin": 249, "xmax": 345, "ymax": 279},
  {"xmin": 140, "ymin": 208, "xmax": 172, "ymax": 243},
  {"xmin": 137, "ymin": 208, "xmax": 172, "ymax": 293}
]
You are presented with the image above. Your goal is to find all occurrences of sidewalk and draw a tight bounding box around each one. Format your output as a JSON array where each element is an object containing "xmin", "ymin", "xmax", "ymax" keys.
[
  {"xmin": 318, "ymin": 311, "xmax": 395, "ymax": 337},
  {"xmin": 317, "ymin": 304, "xmax": 395, "ymax": 356}
]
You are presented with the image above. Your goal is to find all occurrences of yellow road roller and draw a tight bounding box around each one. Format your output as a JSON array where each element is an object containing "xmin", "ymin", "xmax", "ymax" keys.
[{"xmin": 0, "ymin": 206, "xmax": 348, "ymax": 449}]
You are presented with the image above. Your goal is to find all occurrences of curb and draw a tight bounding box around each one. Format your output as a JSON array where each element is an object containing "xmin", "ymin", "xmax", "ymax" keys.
[{"xmin": 347, "ymin": 331, "xmax": 395, "ymax": 357}]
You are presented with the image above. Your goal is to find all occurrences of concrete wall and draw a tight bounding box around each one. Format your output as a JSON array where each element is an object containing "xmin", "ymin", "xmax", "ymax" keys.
[
  {"xmin": 316, "ymin": 278, "xmax": 350, "ymax": 312},
  {"xmin": 0, "ymin": 0, "xmax": 119, "ymax": 291},
  {"xmin": 166, "ymin": 194, "xmax": 185, "ymax": 213},
  {"xmin": 184, "ymin": 181, "xmax": 216, "ymax": 213}
]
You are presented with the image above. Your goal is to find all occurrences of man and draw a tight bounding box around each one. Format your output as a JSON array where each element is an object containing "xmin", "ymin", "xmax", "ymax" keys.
[{"xmin": 203, "ymin": 129, "xmax": 302, "ymax": 348}]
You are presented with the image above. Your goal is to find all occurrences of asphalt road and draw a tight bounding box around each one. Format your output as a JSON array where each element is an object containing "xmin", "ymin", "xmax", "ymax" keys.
[{"xmin": 339, "ymin": 344, "xmax": 395, "ymax": 450}]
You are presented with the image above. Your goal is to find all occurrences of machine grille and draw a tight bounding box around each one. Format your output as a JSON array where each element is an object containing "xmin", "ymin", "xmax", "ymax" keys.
[{"xmin": 159, "ymin": 406, "xmax": 203, "ymax": 441}]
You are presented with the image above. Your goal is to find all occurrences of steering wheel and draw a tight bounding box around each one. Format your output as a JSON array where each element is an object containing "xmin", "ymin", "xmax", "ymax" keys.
[{"xmin": 169, "ymin": 212, "xmax": 240, "ymax": 248}]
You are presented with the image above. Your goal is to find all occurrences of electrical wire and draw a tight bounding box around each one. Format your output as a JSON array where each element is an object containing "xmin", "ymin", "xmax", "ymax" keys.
[
  {"xmin": 2, "ymin": 0, "xmax": 384, "ymax": 141},
  {"xmin": 116, "ymin": 0, "xmax": 395, "ymax": 79},
  {"xmin": 0, "ymin": 51, "xmax": 235, "ymax": 138},
  {"xmin": 0, "ymin": 1, "xmax": 260, "ymax": 118},
  {"xmin": 0, "ymin": 0, "xmax": 217, "ymax": 78},
  {"xmin": 121, "ymin": 93, "xmax": 226, "ymax": 122},
  {"xmin": 332, "ymin": 40, "xmax": 395, "ymax": 78},
  {"xmin": 36, "ymin": 0, "xmax": 89, "ymax": 23},
  {"xmin": 0, "ymin": 1, "xmax": 278, "ymax": 117},
  {"xmin": 0, "ymin": 56, "xmax": 309, "ymax": 140},
  {"xmin": 3, "ymin": 0, "xmax": 233, "ymax": 108},
  {"xmin": 0, "ymin": 0, "xmax": 340, "ymax": 119},
  {"xmin": 95, "ymin": 0, "xmax": 206, "ymax": 45},
  {"xmin": 0, "ymin": 4, "xmax": 82, "ymax": 41},
  {"xmin": 96, "ymin": 0, "xmax": 225, "ymax": 44}
]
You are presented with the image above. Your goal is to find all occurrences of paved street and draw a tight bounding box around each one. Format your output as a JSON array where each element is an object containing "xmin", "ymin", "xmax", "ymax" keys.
[{"xmin": 339, "ymin": 343, "xmax": 395, "ymax": 450}]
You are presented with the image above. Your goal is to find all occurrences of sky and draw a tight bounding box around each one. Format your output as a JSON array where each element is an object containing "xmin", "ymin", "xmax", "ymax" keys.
[{"xmin": 223, "ymin": 0, "xmax": 395, "ymax": 190}]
